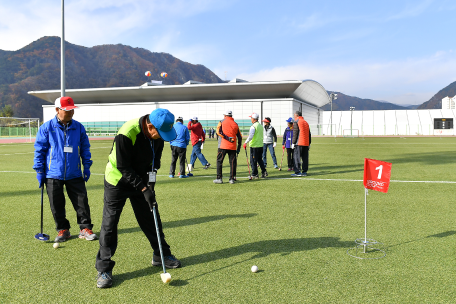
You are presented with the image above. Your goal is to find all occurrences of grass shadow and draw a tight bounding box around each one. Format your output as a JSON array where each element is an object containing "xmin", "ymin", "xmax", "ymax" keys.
[{"xmin": 118, "ymin": 213, "xmax": 257, "ymax": 234}]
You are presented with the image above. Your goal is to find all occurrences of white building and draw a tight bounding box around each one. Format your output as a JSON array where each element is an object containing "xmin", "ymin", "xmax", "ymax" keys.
[
  {"xmin": 28, "ymin": 79, "xmax": 330, "ymax": 136},
  {"xmin": 442, "ymin": 96, "xmax": 455, "ymax": 110}
]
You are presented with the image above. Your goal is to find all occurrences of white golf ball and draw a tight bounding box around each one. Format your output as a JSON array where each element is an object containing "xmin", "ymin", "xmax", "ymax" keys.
[
  {"xmin": 251, "ymin": 265, "xmax": 258, "ymax": 273},
  {"xmin": 53, "ymin": 242, "xmax": 60, "ymax": 249}
]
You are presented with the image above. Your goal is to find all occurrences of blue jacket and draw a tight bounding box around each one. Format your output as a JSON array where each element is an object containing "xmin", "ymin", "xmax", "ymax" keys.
[
  {"xmin": 170, "ymin": 122, "xmax": 190, "ymax": 148},
  {"xmin": 282, "ymin": 127, "xmax": 293, "ymax": 148},
  {"xmin": 33, "ymin": 116, "xmax": 92, "ymax": 180}
]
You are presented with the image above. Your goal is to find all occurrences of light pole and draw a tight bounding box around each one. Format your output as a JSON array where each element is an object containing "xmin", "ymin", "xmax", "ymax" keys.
[
  {"xmin": 350, "ymin": 107, "xmax": 355, "ymax": 136},
  {"xmin": 329, "ymin": 93, "xmax": 338, "ymax": 135}
]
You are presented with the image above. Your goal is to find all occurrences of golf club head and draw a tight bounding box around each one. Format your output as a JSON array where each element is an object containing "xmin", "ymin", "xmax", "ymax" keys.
[
  {"xmin": 161, "ymin": 272, "xmax": 171, "ymax": 283},
  {"xmin": 279, "ymin": 168, "xmax": 281, "ymax": 171},
  {"xmin": 249, "ymin": 176, "xmax": 252, "ymax": 180},
  {"xmin": 35, "ymin": 233, "xmax": 50, "ymax": 241},
  {"xmin": 187, "ymin": 173, "xmax": 193, "ymax": 177}
]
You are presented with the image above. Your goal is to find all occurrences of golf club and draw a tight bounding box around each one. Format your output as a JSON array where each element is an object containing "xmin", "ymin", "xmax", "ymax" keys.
[
  {"xmin": 278, "ymin": 146, "xmax": 285, "ymax": 171},
  {"xmin": 35, "ymin": 187, "xmax": 50, "ymax": 241},
  {"xmin": 244, "ymin": 147, "xmax": 252, "ymax": 180},
  {"xmin": 148, "ymin": 201, "xmax": 171, "ymax": 284},
  {"xmin": 185, "ymin": 157, "xmax": 193, "ymax": 177}
]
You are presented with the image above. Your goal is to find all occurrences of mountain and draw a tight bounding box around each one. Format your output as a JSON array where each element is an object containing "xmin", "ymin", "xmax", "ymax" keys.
[
  {"xmin": 0, "ymin": 36, "xmax": 223, "ymax": 119},
  {"xmin": 321, "ymin": 92, "xmax": 409, "ymax": 111},
  {"xmin": 417, "ymin": 80, "xmax": 456, "ymax": 109}
]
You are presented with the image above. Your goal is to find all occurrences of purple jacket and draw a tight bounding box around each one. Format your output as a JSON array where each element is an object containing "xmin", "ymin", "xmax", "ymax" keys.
[{"xmin": 282, "ymin": 127, "xmax": 293, "ymax": 148}]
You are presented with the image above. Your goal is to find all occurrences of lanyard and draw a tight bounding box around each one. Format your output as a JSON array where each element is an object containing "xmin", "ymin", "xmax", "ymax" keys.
[{"xmin": 148, "ymin": 138, "xmax": 155, "ymax": 169}]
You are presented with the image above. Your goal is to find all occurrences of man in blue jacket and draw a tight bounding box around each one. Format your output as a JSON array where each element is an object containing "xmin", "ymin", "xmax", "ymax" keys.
[
  {"xmin": 33, "ymin": 96, "xmax": 96, "ymax": 243},
  {"xmin": 169, "ymin": 117, "xmax": 190, "ymax": 178}
]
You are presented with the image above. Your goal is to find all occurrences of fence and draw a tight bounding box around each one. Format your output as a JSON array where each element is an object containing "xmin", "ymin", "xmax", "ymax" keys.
[{"xmin": 0, "ymin": 127, "xmax": 39, "ymax": 137}]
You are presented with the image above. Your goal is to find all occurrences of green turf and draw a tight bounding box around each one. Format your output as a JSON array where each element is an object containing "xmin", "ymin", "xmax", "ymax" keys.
[{"xmin": 1, "ymin": 137, "xmax": 456, "ymax": 303}]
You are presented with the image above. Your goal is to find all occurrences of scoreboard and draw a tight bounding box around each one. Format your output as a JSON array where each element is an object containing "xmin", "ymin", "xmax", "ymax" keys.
[{"xmin": 434, "ymin": 118, "xmax": 454, "ymax": 135}]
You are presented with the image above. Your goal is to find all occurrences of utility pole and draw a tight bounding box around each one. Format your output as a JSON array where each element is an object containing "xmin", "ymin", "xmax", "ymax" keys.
[
  {"xmin": 329, "ymin": 93, "xmax": 338, "ymax": 135},
  {"xmin": 350, "ymin": 107, "xmax": 355, "ymax": 136}
]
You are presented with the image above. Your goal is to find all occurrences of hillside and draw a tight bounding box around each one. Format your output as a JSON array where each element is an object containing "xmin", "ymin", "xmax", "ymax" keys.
[
  {"xmin": 321, "ymin": 92, "xmax": 409, "ymax": 111},
  {"xmin": 417, "ymin": 80, "xmax": 456, "ymax": 109},
  {"xmin": 0, "ymin": 36, "xmax": 222, "ymax": 119}
]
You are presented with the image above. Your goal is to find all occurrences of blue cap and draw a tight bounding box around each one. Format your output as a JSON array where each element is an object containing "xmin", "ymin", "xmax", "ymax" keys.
[
  {"xmin": 286, "ymin": 117, "xmax": 293, "ymax": 123},
  {"xmin": 149, "ymin": 109, "xmax": 177, "ymax": 142}
]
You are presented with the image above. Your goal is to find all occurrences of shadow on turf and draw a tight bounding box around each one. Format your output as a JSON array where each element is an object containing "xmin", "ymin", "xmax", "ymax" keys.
[
  {"xmin": 182, "ymin": 237, "xmax": 353, "ymax": 267},
  {"xmin": 118, "ymin": 213, "xmax": 257, "ymax": 234},
  {"xmin": 386, "ymin": 230, "xmax": 456, "ymax": 248},
  {"xmin": 2, "ymin": 184, "xmax": 104, "ymax": 198}
]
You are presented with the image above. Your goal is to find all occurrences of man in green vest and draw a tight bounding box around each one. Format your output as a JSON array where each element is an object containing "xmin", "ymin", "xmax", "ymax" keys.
[
  {"xmin": 243, "ymin": 113, "xmax": 268, "ymax": 179},
  {"xmin": 95, "ymin": 108, "xmax": 181, "ymax": 289}
]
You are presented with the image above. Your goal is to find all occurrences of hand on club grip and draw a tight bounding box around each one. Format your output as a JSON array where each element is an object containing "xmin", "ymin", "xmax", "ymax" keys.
[
  {"xmin": 36, "ymin": 172, "xmax": 45, "ymax": 188},
  {"xmin": 143, "ymin": 187, "xmax": 157, "ymax": 210},
  {"xmin": 243, "ymin": 143, "xmax": 247, "ymax": 149}
]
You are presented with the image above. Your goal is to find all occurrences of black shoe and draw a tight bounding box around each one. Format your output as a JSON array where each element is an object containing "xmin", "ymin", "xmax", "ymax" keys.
[
  {"xmin": 152, "ymin": 254, "xmax": 182, "ymax": 269},
  {"xmin": 97, "ymin": 271, "xmax": 113, "ymax": 288},
  {"xmin": 204, "ymin": 163, "xmax": 211, "ymax": 169},
  {"xmin": 251, "ymin": 175, "xmax": 259, "ymax": 179},
  {"xmin": 261, "ymin": 171, "xmax": 268, "ymax": 178}
]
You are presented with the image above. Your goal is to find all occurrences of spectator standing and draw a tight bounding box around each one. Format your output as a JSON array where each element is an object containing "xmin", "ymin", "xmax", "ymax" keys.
[
  {"xmin": 188, "ymin": 117, "xmax": 211, "ymax": 170},
  {"xmin": 213, "ymin": 110, "xmax": 242, "ymax": 184},
  {"xmin": 282, "ymin": 117, "xmax": 294, "ymax": 171},
  {"xmin": 95, "ymin": 108, "xmax": 181, "ymax": 288},
  {"xmin": 291, "ymin": 111, "xmax": 311, "ymax": 177},
  {"xmin": 262, "ymin": 117, "xmax": 278, "ymax": 169},
  {"xmin": 33, "ymin": 97, "xmax": 97, "ymax": 243},
  {"xmin": 169, "ymin": 117, "xmax": 190, "ymax": 178},
  {"xmin": 243, "ymin": 113, "xmax": 267, "ymax": 179}
]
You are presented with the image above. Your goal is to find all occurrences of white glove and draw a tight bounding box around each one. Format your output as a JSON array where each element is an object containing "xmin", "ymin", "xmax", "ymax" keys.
[
  {"xmin": 273, "ymin": 142, "xmax": 276, "ymax": 148},
  {"xmin": 291, "ymin": 144, "xmax": 295, "ymax": 149},
  {"xmin": 201, "ymin": 143, "xmax": 204, "ymax": 150}
]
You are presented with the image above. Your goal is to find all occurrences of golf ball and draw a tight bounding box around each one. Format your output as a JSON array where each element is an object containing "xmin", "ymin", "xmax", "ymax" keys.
[
  {"xmin": 251, "ymin": 265, "xmax": 258, "ymax": 273},
  {"xmin": 53, "ymin": 242, "xmax": 60, "ymax": 249}
]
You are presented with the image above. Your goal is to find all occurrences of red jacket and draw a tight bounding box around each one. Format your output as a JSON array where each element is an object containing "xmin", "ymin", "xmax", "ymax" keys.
[
  {"xmin": 187, "ymin": 121, "xmax": 206, "ymax": 146},
  {"xmin": 218, "ymin": 117, "xmax": 242, "ymax": 150}
]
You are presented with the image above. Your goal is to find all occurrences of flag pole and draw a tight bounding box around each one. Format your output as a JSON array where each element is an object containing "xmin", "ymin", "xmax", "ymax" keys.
[{"xmin": 364, "ymin": 188, "xmax": 368, "ymax": 253}]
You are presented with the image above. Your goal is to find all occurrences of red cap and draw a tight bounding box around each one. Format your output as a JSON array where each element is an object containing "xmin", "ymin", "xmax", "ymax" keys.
[{"xmin": 55, "ymin": 97, "xmax": 78, "ymax": 111}]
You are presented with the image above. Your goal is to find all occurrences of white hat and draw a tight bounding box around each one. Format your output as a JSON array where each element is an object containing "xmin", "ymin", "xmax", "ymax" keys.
[
  {"xmin": 249, "ymin": 113, "xmax": 259, "ymax": 119},
  {"xmin": 192, "ymin": 116, "xmax": 198, "ymax": 120},
  {"xmin": 224, "ymin": 110, "xmax": 232, "ymax": 116}
]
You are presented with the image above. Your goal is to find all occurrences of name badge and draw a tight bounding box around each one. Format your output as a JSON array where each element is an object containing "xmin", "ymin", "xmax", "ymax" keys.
[
  {"xmin": 64, "ymin": 146, "xmax": 73, "ymax": 153},
  {"xmin": 288, "ymin": 138, "xmax": 291, "ymax": 141},
  {"xmin": 149, "ymin": 171, "xmax": 156, "ymax": 183}
]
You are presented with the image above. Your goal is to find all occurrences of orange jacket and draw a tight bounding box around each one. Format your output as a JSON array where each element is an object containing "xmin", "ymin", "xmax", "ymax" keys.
[
  {"xmin": 292, "ymin": 116, "xmax": 310, "ymax": 146},
  {"xmin": 218, "ymin": 117, "xmax": 242, "ymax": 151}
]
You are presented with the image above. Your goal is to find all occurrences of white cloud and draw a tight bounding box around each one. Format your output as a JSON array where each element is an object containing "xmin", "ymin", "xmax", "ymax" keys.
[
  {"xmin": 235, "ymin": 50, "xmax": 456, "ymax": 105},
  {"xmin": 387, "ymin": 0, "xmax": 433, "ymax": 20}
]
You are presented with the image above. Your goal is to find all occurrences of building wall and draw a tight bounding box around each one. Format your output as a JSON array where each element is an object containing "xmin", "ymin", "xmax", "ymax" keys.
[
  {"xmin": 442, "ymin": 96, "xmax": 456, "ymax": 110},
  {"xmin": 321, "ymin": 109, "xmax": 456, "ymax": 136}
]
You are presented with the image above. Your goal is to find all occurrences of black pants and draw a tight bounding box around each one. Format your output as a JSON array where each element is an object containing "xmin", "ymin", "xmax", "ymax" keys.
[
  {"xmin": 45, "ymin": 177, "xmax": 93, "ymax": 231},
  {"xmin": 293, "ymin": 146, "xmax": 309, "ymax": 174},
  {"xmin": 216, "ymin": 148, "xmax": 237, "ymax": 180},
  {"xmin": 250, "ymin": 147, "xmax": 266, "ymax": 176},
  {"xmin": 286, "ymin": 148, "xmax": 294, "ymax": 169},
  {"xmin": 169, "ymin": 146, "xmax": 187, "ymax": 175},
  {"xmin": 95, "ymin": 180, "xmax": 171, "ymax": 273}
]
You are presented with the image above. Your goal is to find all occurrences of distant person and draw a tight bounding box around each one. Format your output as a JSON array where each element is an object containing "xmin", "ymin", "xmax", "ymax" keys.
[
  {"xmin": 213, "ymin": 110, "xmax": 242, "ymax": 184},
  {"xmin": 291, "ymin": 111, "xmax": 311, "ymax": 177},
  {"xmin": 282, "ymin": 117, "xmax": 294, "ymax": 171},
  {"xmin": 188, "ymin": 117, "xmax": 211, "ymax": 170},
  {"xmin": 169, "ymin": 117, "xmax": 190, "ymax": 178},
  {"xmin": 33, "ymin": 96, "xmax": 97, "ymax": 243},
  {"xmin": 262, "ymin": 117, "xmax": 278, "ymax": 169},
  {"xmin": 243, "ymin": 113, "xmax": 267, "ymax": 179},
  {"xmin": 96, "ymin": 108, "xmax": 181, "ymax": 288}
]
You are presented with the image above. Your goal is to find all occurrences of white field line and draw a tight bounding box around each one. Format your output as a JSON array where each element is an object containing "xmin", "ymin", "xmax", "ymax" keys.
[
  {"xmin": 0, "ymin": 146, "xmax": 112, "ymax": 156},
  {"xmin": 2, "ymin": 171, "xmax": 454, "ymax": 184}
]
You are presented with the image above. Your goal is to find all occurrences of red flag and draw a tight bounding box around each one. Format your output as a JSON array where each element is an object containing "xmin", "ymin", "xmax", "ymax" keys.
[{"xmin": 363, "ymin": 158, "xmax": 392, "ymax": 193}]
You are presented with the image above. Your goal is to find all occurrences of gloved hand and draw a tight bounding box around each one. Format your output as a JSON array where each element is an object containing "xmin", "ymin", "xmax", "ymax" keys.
[
  {"xmin": 143, "ymin": 187, "xmax": 157, "ymax": 210},
  {"xmin": 243, "ymin": 143, "xmax": 247, "ymax": 149},
  {"xmin": 282, "ymin": 145, "xmax": 285, "ymax": 150},
  {"xmin": 36, "ymin": 172, "xmax": 45, "ymax": 188},
  {"xmin": 236, "ymin": 148, "xmax": 240, "ymax": 155},
  {"xmin": 291, "ymin": 144, "xmax": 295, "ymax": 149},
  {"xmin": 273, "ymin": 142, "xmax": 276, "ymax": 148},
  {"xmin": 83, "ymin": 168, "xmax": 91, "ymax": 182},
  {"xmin": 309, "ymin": 145, "xmax": 311, "ymax": 149}
]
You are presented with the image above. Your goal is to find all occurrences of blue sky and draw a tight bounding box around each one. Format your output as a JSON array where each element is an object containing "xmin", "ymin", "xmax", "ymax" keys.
[{"xmin": 1, "ymin": 0, "xmax": 455, "ymax": 105}]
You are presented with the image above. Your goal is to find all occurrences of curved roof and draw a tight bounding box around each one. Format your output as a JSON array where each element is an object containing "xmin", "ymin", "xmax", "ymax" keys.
[{"xmin": 29, "ymin": 79, "xmax": 330, "ymax": 108}]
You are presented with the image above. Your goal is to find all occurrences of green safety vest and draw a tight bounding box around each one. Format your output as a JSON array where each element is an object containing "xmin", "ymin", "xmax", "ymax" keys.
[{"xmin": 249, "ymin": 121, "xmax": 263, "ymax": 148}]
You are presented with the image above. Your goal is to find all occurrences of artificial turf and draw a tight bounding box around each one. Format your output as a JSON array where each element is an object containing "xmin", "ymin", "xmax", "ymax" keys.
[{"xmin": 1, "ymin": 136, "xmax": 456, "ymax": 303}]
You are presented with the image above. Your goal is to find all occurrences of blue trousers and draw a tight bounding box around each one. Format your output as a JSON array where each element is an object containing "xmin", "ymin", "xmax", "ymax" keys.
[
  {"xmin": 262, "ymin": 143, "xmax": 277, "ymax": 167},
  {"xmin": 190, "ymin": 141, "xmax": 208, "ymax": 166}
]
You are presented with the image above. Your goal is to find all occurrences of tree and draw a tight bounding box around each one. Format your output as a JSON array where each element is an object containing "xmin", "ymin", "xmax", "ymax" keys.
[{"xmin": 0, "ymin": 105, "xmax": 14, "ymax": 117}]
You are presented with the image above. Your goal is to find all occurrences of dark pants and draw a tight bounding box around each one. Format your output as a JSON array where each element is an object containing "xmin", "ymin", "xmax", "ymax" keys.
[
  {"xmin": 293, "ymin": 146, "xmax": 309, "ymax": 174},
  {"xmin": 95, "ymin": 180, "xmax": 171, "ymax": 273},
  {"xmin": 286, "ymin": 148, "xmax": 294, "ymax": 169},
  {"xmin": 216, "ymin": 148, "xmax": 237, "ymax": 180},
  {"xmin": 250, "ymin": 147, "xmax": 266, "ymax": 176},
  {"xmin": 45, "ymin": 177, "xmax": 93, "ymax": 231},
  {"xmin": 169, "ymin": 146, "xmax": 187, "ymax": 175}
]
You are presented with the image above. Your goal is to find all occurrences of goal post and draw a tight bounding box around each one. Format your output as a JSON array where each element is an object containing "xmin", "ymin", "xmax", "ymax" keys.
[
  {"xmin": 0, "ymin": 117, "xmax": 40, "ymax": 142},
  {"xmin": 343, "ymin": 129, "xmax": 359, "ymax": 138}
]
